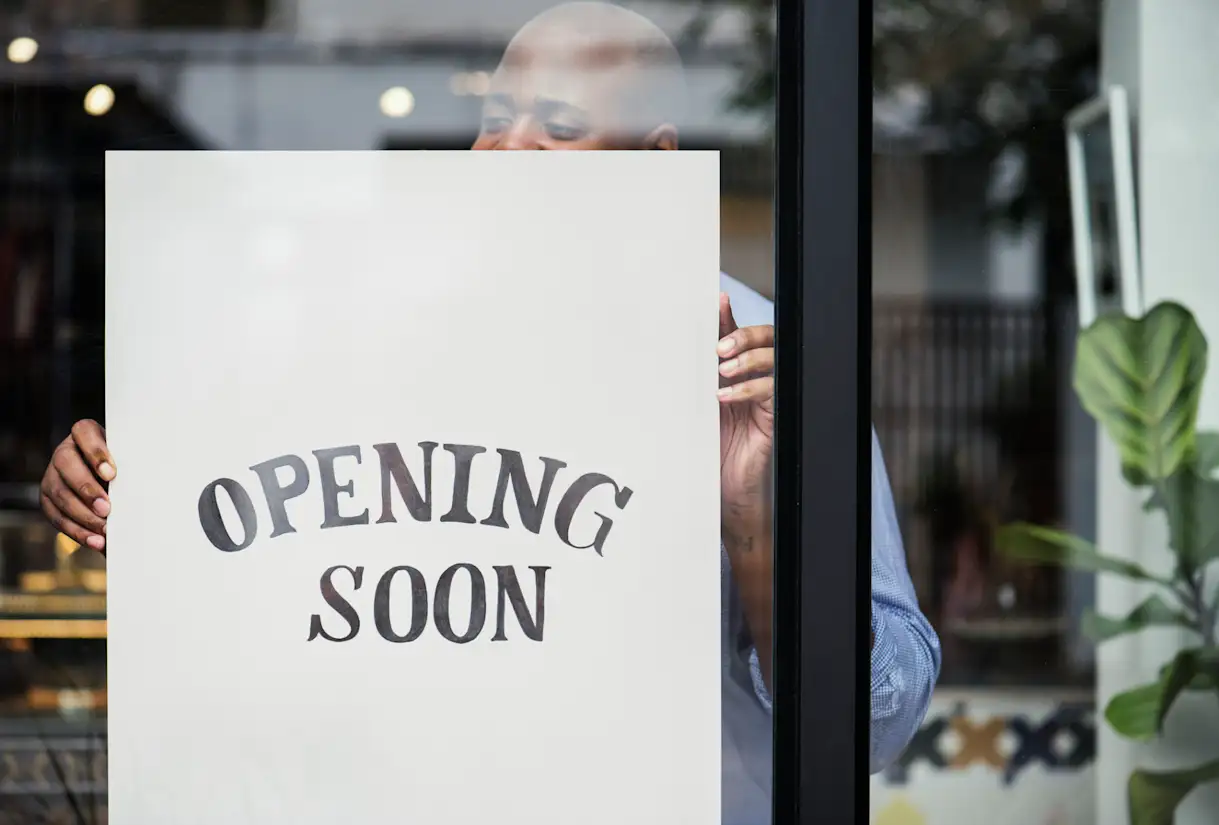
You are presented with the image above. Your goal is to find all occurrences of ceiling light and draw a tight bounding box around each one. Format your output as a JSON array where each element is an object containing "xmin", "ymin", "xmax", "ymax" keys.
[
  {"xmin": 379, "ymin": 86, "xmax": 415, "ymax": 118},
  {"xmin": 7, "ymin": 37, "xmax": 38, "ymax": 64},
  {"xmin": 84, "ymin": 84, "xmax": 115, "ymax": 116}
]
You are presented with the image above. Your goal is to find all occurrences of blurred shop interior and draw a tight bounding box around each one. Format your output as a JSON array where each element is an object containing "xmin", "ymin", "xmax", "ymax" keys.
[
  {"xmin": 873, "ymin": 2, "xmax": 1101, "ymax": 690},
  {"xmin": 870, "ymin": 2, "xmax": 1110, "ymax": 824},
  {"xmin": 0, "ymin": 0, "xmax": 1133, "ymax": 822}
]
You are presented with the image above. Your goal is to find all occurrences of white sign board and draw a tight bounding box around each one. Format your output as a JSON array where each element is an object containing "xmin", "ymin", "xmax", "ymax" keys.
[{"xmin": 105, "ymin": 151, "xmax": 722, "ymax": 824}]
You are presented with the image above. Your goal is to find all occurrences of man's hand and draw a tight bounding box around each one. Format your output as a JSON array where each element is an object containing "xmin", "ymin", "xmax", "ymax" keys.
[
  {"xmin": 717, "ymin": 293, "xmax": 774, "ymax": 531},
  {"xmin": 39, "ymin": 419, "xmax": 115, "ymax": 552},
  {"xmin": 717, "ymin": 292, "xmax": 775, "ymax": 690}
]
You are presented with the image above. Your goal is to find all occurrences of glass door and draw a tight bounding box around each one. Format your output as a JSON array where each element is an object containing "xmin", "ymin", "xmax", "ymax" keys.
[{"xmin": 1, "ymin": 1, "xmax": 806, "ymax": 823}]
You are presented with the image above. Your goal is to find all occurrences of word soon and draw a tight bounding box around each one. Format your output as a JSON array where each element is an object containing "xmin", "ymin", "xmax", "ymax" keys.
[
  {"xmin": 310, "ymin": 562, "xmax": 549, "ymax": 643},
  {"xmin": 197, "ymin": 441, "xmax": 635, "ymax": 555}
]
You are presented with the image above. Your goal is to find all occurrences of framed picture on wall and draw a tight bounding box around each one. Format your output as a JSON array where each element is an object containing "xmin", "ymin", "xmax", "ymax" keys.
[{"xmin": 1066, "ymin": 85, "xmax": 1142, "ymax": 327}]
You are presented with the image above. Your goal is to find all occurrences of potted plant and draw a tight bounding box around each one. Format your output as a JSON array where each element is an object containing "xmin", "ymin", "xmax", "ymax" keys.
[{"xmin": 996, "ymin": 301, "xmax": 1219, "ymax": 825}]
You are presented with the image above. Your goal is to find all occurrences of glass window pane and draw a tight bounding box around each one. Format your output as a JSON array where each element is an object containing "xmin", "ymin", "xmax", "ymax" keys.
[
  {"xmin": 865, "ymin": 3, "xmax": 1207, "ymax": 824},
  {"xmin": 1, "ymin": 1, "xmax": 783, "ymax": 822}
]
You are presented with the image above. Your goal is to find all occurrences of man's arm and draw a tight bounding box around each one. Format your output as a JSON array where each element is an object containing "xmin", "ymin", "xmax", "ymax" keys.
[
  {"xmin": 870, "ymin": 429, "xmax": 940, "ymax": 773},
  {"xmin": 718, "ymin": 273, "xmax": 776, "ymax": 707},
  {"xmin": 724, "ymin": 521, "xmax": 773, "ymax": 692}
]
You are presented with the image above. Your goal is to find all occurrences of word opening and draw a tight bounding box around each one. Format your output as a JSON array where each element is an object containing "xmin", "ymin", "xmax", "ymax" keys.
[{"xmin": 195, "ymin": 441, "xmax": 635, "ymax": 644}]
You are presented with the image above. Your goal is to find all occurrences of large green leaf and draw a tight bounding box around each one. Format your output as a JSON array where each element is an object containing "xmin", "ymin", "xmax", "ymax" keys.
[
  {"xmin": 1156, "ymin": 471, "xmax": 1219, "ymax": 569},
  {"xmin": 1108, "ymin": 649, "xmax": 1219, "ymax": 740},
  {"xmin": 1083, "ymin": 595, "xmax": 1193, "ymax": 642},
  {"xmin": 1106, "ymin": 681, "xmax": 1165, "ymax": 740},
  {"xmin": 1155, "ymin": 648, "xmax": 1219, "ymax": 732},
  {"xmin": 1142, "ymin": 430, "xmax": 1219, "ymax": 513},
  {"xmin": 1074, "ymin": 302, "xmax": 1207, "ymax": 485},
  {"xmin": 1195, "ymin": 431, "xmax": 1219, "ymax": 476},
  {"xmin": 1158, "ymin": 661, "xmax": 1217, "ymax": 693},
  {"xmin": 1129, "ymin": 759, "xmax": 1219, "ymax": 825},
  {"xmin": 996, "ymin": 523, "xmax": 1170, "ymax": 584}
]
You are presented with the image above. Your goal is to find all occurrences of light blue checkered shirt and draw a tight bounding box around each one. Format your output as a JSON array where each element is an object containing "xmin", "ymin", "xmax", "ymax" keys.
[{"xmin": 718, "ymin": 274, "xmax": 941, "ymax": 825}]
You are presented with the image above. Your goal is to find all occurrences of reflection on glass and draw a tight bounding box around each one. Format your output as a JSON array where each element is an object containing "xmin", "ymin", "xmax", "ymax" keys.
[
  {"xmin": 1, "ymin": 0, "xmax": 781, "ymax": 822},
  {"xmin": 872, "ymin": 2, "xmax": 1107, "ymax": 824}
]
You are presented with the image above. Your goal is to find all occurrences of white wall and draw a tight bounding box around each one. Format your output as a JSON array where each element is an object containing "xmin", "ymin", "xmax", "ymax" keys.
[
  {"xmin": 1098, "ymin": 2, "xmax": 1219, "ymax": 823},
  {"xmin": 1131, "ymin": 16, "xmax": 1219, "ymax": 822},
  {"xmin": 1094, "ymin": 5, "xmax": 1151, "ymax": 823}
]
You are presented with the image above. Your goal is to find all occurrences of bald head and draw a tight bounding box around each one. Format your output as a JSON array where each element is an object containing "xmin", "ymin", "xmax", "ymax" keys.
[{"xmin": 472, "ymin": 2, "xmax": 686, "ymax": 151}]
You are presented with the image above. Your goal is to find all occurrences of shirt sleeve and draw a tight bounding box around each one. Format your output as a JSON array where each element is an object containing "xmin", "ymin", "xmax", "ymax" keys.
[
  {"xmin": 717, "ymin": 280, "xmax": 940, "ymax": 747},
  {"xmin": 748, "ymin": 646, "xmax": 771, "ymax": 712},
  {"xmin": 870, "ymin": 428, "xmax": 941, "ymax": 773},
  {"xmin": 739, "ymin": 431, "xmax": 942, "ymax": 743}
]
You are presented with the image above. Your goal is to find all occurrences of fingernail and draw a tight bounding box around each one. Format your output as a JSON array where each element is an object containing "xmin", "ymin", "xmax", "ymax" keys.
[
  {"xmin": 98, "ymin": 462, "xmax": 115, "ymax": 481},
  {"xmin": 93, "ymin": 498, "xmax": 110, "ymax": 517},
  {"xmin": 717, "ymin": 386, "xmax": 734, "ymax": 399},
  {"xmin": 717, "ymin": 337, "xmax": 735, "ymax": 356},
  {"xmin": 86, "ymin": 535, "xmax": 105, "ymax": 551},
  {"xmin": 719, "ymin": 358, "xmax": 739, "ymax": 376}
]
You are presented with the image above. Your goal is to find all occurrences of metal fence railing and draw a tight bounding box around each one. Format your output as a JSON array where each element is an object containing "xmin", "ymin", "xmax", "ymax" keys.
[{"xmin": 873, "ymin": 298, "xmax": 1075, "ymax": 685}]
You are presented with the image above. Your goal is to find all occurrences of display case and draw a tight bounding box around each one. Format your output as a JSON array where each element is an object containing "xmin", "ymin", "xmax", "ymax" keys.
[
  {"xmin": 0, "ymin": 494, "xmax": 107, "ymax": 819},
  {"xmin": 0, "ymin": 493, "xmax": 106, "ymax": 702}
]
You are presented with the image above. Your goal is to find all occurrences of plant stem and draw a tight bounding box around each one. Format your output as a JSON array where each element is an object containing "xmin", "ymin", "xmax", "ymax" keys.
[{"xmin": 1187, "ymin": 571, "xmax": 1215, "ymax": 646}]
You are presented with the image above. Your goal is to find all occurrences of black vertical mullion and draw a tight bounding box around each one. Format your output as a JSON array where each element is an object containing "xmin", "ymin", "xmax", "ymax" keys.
[
  {"xmin": 771, "ymin": 0, "xmax": 804, "ymax": 812},
  {"xmin": 772, "ymin": 0, "xmax": 867, "ymax": 822}
]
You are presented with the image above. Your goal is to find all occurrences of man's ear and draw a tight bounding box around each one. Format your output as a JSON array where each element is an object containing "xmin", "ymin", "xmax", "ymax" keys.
[{"xmin": 643, "ymin": 124, "xmax": 678, "ymax": 150}]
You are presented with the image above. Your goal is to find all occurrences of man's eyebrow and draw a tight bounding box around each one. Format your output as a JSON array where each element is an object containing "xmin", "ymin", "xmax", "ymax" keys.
[
  {"xmin": 534, "ymin": 97, "xmax": 588, "ymax": 121},
  {"xmin": 481, "ymin": 92, "xmax": 588, "ymax": 121}
]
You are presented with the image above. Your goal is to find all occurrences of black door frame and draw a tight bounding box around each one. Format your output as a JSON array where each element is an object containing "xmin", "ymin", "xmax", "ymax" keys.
[{"xmin": 773, "ymin": 0, "xmax": 869, "ymax": 821}]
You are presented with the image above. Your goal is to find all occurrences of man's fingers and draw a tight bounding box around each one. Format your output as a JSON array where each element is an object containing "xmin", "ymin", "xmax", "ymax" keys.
[
  {"xmin": 717, "ymin": 376, "xmax": 773, "ymax": 404},
  {"xmin": 53, "ymin": 441, "xmax": 110, "ymax": 510},
  {"xmin": 719, "ymin": 347, "xmax": 774, "ymax": 381},
  {"xmin": 40, "ymin": 494, "xmax": 105, "ymax": 552},
  {"xmin": 718, "ymin": 323, "xmax": 775, "ymax": 359},
  {"xmin": 43, "ymin": 472, "xmax": 108, "ymax": 536},
  {"xmin": 70, "ymin": 419, "xmax": 115, "ymax": 482},
  {"xmin": 719, "ymin": 293, "xmax": 739, "ymax": 341}
]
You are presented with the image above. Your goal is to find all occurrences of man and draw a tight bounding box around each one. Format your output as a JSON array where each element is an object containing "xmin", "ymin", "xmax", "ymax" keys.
[{"xmin": 38, "ymin": 2, "xmax": 939, "ymax": 821}]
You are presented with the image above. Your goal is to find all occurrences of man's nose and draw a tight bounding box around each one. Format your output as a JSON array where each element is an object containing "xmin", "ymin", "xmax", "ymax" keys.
[{"xmin": 495, "ymin": 119, "xmax": 539, "ymax": 150}]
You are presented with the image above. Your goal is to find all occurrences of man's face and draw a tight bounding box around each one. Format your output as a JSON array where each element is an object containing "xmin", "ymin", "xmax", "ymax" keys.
[{"xmin": 471, "ymin": 24, "xmax": 671, "ymax": 151}]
